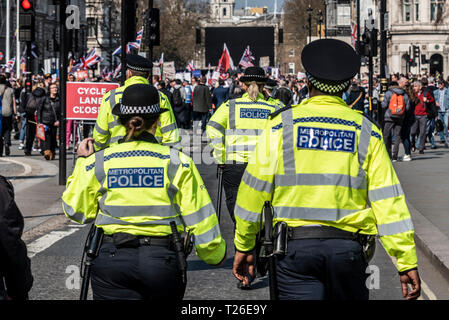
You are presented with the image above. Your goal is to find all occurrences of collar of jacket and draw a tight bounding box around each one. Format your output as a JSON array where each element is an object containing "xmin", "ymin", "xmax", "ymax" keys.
[
  {"xmin": 124, "ymin": 76, "xmax": 150, "ymax": 87},
  {"xmin": 301, "ymin": 94, "xmax": 347, "ymax": 107},
  {"xmin": 118, "ymin": 131, "xmax": 159, "ymax": 144}
]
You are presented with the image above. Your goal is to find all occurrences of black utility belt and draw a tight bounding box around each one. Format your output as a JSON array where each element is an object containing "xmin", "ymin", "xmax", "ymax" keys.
[
  {"xmin": 288, "ymin": 226, "xmax": 358, "ymax": 241},
  {"xmin": 103, "ymin": 233, "xmax": 173, "ymax": 250}
]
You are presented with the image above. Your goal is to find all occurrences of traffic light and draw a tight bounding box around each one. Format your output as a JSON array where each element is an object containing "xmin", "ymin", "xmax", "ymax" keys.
[
  {"xmin": 360, "ymin": 28, "xmax": 378, "ymax": 57},
  {"xmin": 19, "ymin": 0, "xmax": 35, "ymax": 42},
  {"xmin": 147, "ymin": 8, "xmax": 160, "ymax": 46},
  {"xmin": 124, "ymin": 0, "xmax": 137, "ymax": 44},
  {"xmin": 413, "ymin": 45, "xmax": 420, "ymax": 60}
]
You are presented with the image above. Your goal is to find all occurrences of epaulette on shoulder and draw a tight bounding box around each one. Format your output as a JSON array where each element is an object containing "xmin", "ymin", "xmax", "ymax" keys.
[
  {"xmin": 269, "ymin": 104, "xmax": 292, "ymax": 119},
  {"xmin": 362, "ymin": 112, "xmax": 381, "ymax": 131}
]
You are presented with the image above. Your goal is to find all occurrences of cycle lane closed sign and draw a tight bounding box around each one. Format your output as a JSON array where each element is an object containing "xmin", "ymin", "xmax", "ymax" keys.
[{"xmin": 66, "ymin": 81, "xmax": 120, "ymax": 120}]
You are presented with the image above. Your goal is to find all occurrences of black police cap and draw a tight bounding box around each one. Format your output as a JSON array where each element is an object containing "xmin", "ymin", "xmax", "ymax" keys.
[
  {"xmin": 126, "ymin": 54, "xmax": 153, "ymax": 73},
  {"xmin": 112, "ymin": 84, "xmax": 167, "ymax": 117},
  {"xmin": 301, "ymin": 39, "xmax": 360, "ymax": 83}
]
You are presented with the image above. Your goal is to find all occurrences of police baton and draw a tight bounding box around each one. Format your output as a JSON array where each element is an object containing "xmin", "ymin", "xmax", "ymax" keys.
[
  {"xmin": 80, "ymin": 224, "xmax": 104, "ymax": 300},
  {"xmin": 216, "ymin": 165, "xmax": 224, "ymax": 223}
]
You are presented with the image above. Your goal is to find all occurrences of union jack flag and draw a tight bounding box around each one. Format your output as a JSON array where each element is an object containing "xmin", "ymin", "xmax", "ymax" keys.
[
  {"xmin": 76, "ymin": 48, "xmax": 103, "ymax": 70},
  {"xmin": 113, "ymin": 63, "xmax": 122, "ymax": 79},
  {"xmin": 186, "ymin": 60, "xmax": 195, "ymax": 71},
  {"xmin": 6, "ymin": 57, "xmax": 15, "ymax": 70},
  {"xmin": 351, "ymin": 22, "xmax": 358, "ymax": 49},
  {"xmin": 239, "ymin": 46, "xmax": 255, "ymax": 69},
  {"xmin": 113, "ymin": 27, "xmax": 144, "ymax": 56}
]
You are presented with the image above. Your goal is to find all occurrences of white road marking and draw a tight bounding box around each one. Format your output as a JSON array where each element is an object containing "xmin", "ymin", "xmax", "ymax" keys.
[
  {"xmin": 68, "ymin": 224, "xmax": 86, "ymax": 228},
  {"xmin": 27, "ymin": 229, "xmax": 79, "ymax": 258}
]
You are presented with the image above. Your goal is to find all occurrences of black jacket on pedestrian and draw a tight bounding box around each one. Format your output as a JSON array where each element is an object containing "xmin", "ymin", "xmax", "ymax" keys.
[
  {"xmin": 345, "ymin": 85, "xmax": 366, "ymax": 111},
  {"xmin": 24, "ymin": 87, "xmax": 46, "ymax": 121},
  {"xmin": 0, "ymin": 176, "xmax": 33, "ymax": 300},
  {"xmin": 192, "ymin": 84, "xmax": 212, "ymax": 113},
  {"xmin": 38, "ymin": 95, "xmax": 60, "ymax": 126}
]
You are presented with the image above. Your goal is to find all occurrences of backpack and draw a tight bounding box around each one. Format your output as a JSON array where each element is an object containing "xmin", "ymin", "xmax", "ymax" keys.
[
  {"xmin": 388, "ymin": 93, "xmax": 406, "ymax": 117},
  {"xmin": 172, "ymin": 88, "xmax": 183, "ymax": 107},
  {"xmin": 25, "ymin": 94, "xmax": 39, "ymax": 118},
  {"xmin": 424, "ymin": 88, "xmax": 438, "ymax": 118}
]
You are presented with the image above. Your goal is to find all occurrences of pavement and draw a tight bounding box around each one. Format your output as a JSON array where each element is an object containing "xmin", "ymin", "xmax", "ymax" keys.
[{"xmin": 2, "ymin": 128, "xmax": 449, "ymax": 299}]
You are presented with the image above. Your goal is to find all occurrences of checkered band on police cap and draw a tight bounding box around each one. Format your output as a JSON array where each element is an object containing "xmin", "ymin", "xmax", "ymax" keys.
[
  {"xmin": 306, "ymin": 72, "xmax": 351, "ymax": 94},
  {"xmin": 119, "ymin": 103, "xmax": 161, "ymax": 115}
]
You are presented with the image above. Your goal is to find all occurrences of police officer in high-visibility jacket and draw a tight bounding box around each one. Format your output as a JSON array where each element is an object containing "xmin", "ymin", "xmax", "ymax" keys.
[
  {"xmin": 206, "ymin": 67, "xmax": 281, "ymax": 224},
  {"xmin": 63, "ymin": 84, "xmax": 226, "ymax": 300},
  {"xmin": 93, "ymin": 54, "xmax": 181, "ymax": 151},
  {"xmin": 232, "ymin": 39, "xmax": 421, "ymax": 300}
]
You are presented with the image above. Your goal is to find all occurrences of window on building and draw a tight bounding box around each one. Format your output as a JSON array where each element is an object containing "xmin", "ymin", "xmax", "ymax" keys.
[
  {"xmin": 87, "ymin": 18, "xmax": 96, "ymax": 38},
  {"xmin": 336, "ymin": 4, "xmax": 351, "ymax": 26},
  {"xmin": 288, "ymin": 63, "xmax": 295, "ymax": 74},
  {"xmin": 289, "ymin": 49, "xmax": 295, "ymax": 57},
  {"xmin": 431, "ymin": 0, "xmax": 444, "ymax": 21},
  {"xmin": 404, "ymin": 0, "xmax": 411, "ymax": 22},
  {"xmin": 223, "ymin": 7, "xmax": 227, "ymax": 17},
  {"xmin": 414, "ymin": 0, "xmax": 419, "ymax": 21}
]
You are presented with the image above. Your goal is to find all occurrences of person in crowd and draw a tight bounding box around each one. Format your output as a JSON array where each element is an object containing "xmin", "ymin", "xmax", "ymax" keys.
[
  {"xmin": 411, "ymin": 80, "xmax": 435, "ymax": 154},
  {"xmin": 421, "ymin": 78, "xmax": 438, "ymax": 150},
  {"xmin": 37, "ymin": 83, "xmax": 60, "ymax": 160},
  {"xmin": 183, "ymin": 80, "xmax": 193, "ymax": 129},
  {"xmin": 344, "ymin": 79, "xmax": 366, "ymax": 112},
  {"xmin": 192, "ymin": 76, "xmax": 212, "ymax": 133},
  {"xmin": 381, "ymin": 80, "xmax": 410, "ymax": 162},
  {"xmin": 434, "ymin": 80, "xmax": 449, "ymax": 147},
  {"xmin": 170, "ymin": 79, "xmax": 187, "ymax": 129},
  {"xmin": 0, "ymin": 75, "xmax": 17, "ymax": 157},
  {"xmin": 399, "ymin": 77, "xmax": 415, "ymax": 161},
  {"xmin": 212, "ymin": 78, "xmax": 229, "ymax": 111}
]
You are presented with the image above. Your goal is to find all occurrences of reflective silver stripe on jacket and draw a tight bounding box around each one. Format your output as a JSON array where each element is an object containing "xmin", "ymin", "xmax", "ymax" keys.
[
  {"xmin": 94, "ymin": 123, "xmax": 109, "ymax": 136},
  {"xmin": 161, "ymin": 123, "xmax": 178, "ymax": 134},
  {"xmin": 207, "ymin": 121, "xmax": 226, "ymax": 135},
  {"xmin": 377, "ymin": 218, "xmax": 414, "ymax": 236},
  {"xmin": 281, "ymin": 106, "xmax": 295, "ymax": 175},
  {"xmin": 274, "ymin": 206, "xmax": 361, "ymax": 221},
  {"xmin": 93, "ymin": 136, "xmax": 124, "ymax": 150},
  {"xmin": 182, "ymin": 202, "xmax": 216, "ymax": 226},
  {"xmin": 229, "ymin": 99, "xmax": 236, "ymax": 129},
  {"xmin": 357, "ymin": 116, "xmax": 372, "ymax": 179},
  {"xmin": 96, "ymin": 213, "xmax": 182, "ymax": 226},
  {"xmin": 242, "ymin": 171, "xmax": 273, "ymax": 193},
  {"xmin": 99, "ymin": 202, "xmax": 177, "ymax": 218},
  {"xmin": 225, "ymin": 129, "xmax": 263, "ymax": 136},
  {"xmin": 193, "ymin": 224, "xmax": 221, "ymax": 245},
  {"xmin": 274, "ymin": 173, "xmax": 366, "ymax": 190},
  {"xmin": 109, "ymin": 89, "xmax": 116, "ymax": 110},
  {"xmin": 368, "ymin": 184, "xmax": 404, "ymax": 202},
  {"xmin": 235, "ymin": 204, "xmax": 261, "ymax": 223},
  {"xmin": 63, "ymin": 200, "xmax": 94, "ymax": 224}
]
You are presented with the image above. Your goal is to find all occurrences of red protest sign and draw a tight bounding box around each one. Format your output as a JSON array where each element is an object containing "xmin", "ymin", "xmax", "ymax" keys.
[{"xmin": 66, "ymin": 82, "xmax": 120, "ymax": 120}]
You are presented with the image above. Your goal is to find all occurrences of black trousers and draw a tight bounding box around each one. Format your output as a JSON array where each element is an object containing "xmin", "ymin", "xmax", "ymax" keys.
[
  {"xmin": 91, "ymin": 242, "xmax": 186, "ymax": 300},
  {"xmin": 42, "ymin": 124, "xmax": 57, "ymax": 153},
  {"xmin": 222, "ymin": 164, "xmax": 248, "ymax": 224},
  {"xmin": 275, "ymin": 238, "xmax": 369, "ymax": 300},
  {"xmin": 0, "ymin": 116, "xmax": 13, "ymax": 155},
  {"xmin": 25, "ymin": 119, "xmax": 36, "ymax": 153}
]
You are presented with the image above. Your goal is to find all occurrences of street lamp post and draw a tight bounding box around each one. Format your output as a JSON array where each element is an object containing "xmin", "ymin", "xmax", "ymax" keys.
[
  {"xmin": 307, "ymin": 5, "xmax": 313, "ymax": 43},
  {"xmin": 318, "ymin": 10, "xmax": 323, "ymax": 39}
]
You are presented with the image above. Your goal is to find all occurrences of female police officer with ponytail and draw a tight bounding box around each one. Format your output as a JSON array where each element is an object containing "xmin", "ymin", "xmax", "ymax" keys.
[{"xmin": 62, "ymin": 84, "xmax": 226, "ymax": 300}]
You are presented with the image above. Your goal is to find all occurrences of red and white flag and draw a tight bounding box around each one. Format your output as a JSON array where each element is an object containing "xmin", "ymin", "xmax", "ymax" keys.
[
  {"xmin": 113, "ymin": 63, "xmax": 121, "ymax": 79},
  {"xmin": 216, "ymin": 43, "xmax": 235, "ymax": 77},
  {"xmin": 239, "ymin": 46, "xmax": 255, "ymax": 68},
  {"xmin": 6, "ymin": 57, "xmax": 15, "ymax": 70},
  {"xmin": 187, "ymin": 60, "xmax": 196, "ymax": 71}
]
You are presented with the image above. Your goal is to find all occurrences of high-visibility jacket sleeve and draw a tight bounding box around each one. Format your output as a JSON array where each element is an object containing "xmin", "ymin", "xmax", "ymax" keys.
[
  {"xmin": 156, "ymin": 94, "xmax": 182, "ymax": 149},
  {"xmin": 366, "ymin": 131, "xmax": 418, "ymax": 272},
  {"xmin": 61, "ymin": 156, "xmax": 101, "ymax": 224},
  {"xmin": 234, "ymin": 125, "xmax": 280, "ymax": 252},
  {"xmin": 206, "ymin": 102, "xmax": 229, "ymax": 164},
  {"xmin": 93, "ymin": 91, "xmax": 112, "ymax": 151},
  {"xmin": 173, "ymin": 154, "xmax": 226, "ymax": 265}
]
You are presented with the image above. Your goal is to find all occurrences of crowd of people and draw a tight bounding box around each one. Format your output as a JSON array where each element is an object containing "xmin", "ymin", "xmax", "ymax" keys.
[{"xmin": 1, "ymin": 68, "xmax": 448, "ymax": 163}]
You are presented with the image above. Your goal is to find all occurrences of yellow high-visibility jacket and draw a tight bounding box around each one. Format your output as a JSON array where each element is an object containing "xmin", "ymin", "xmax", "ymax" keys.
[
  {"xmin": 234, "ymin": 95, "xmax": 417, "ymax": 272},
  {"xmin": 206, "ymin": 92, "xmax": 281, "ymax": 164},
  {"xmin": 62, "ymin": 133, "xmax": 226, "ymax": 265},
  {"xmin": 93, "ymin": 76, "xmax": 181, "ymax": 151}
]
